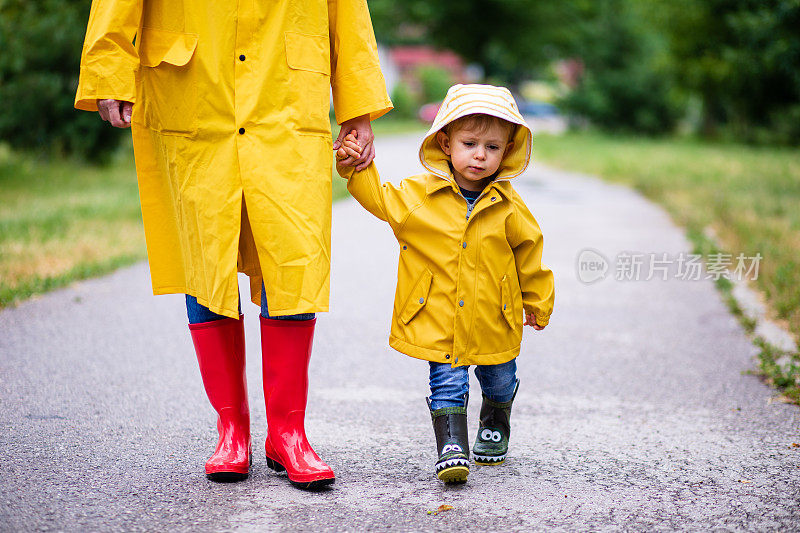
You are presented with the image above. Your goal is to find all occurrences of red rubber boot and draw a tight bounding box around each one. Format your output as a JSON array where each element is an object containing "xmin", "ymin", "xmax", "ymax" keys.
[
  {"xmin": 260, "ymin": 316, "xmax": 335, "ymax": 489},
  {"xmin": 189, "ymin": 315, "xmax": 251, "ymax": 481}
]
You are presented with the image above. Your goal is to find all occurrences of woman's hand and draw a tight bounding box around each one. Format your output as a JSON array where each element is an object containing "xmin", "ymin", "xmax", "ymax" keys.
[
  {"xmin": 97, "ymin": 99, "xmax": 133, "ymax": 128},
  {"xmin": 334, "ymin": 114, "xmax": 374, "ymax": 170}
]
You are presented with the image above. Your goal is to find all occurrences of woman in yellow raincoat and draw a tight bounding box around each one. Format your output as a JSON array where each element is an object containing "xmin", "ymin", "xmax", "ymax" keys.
[{"xmin": 75, "ymin": 0, "xmax": 391, "ymax": 489}]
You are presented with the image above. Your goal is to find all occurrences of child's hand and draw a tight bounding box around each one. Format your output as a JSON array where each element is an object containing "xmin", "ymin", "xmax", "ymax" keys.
[
  {"xmin": 336, "ymin": 130, "xmax": 362, "ymax": 163},
  {"xmin": 524, "ymin": 312, "xmax": 545, "ymax": 331}
]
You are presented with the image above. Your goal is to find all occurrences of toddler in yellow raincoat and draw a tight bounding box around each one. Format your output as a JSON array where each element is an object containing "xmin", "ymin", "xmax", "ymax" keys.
[{"xmin": 337, "ymin": 84, "xmax": 555, "ymax": 483}]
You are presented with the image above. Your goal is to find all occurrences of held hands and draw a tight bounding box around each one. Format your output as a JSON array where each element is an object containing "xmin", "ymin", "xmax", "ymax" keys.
[
  {"xmin": 336, "ymin": 130, "xmax": 362, "ymax": 161},
  {"xmin": 334, "ymin": 114, "xmax": 374, "ymax": 170},
  {"xmin": 524, "ymin": 312, "xmax": 546, "ymax": 331},
  {"xmin": 97, "ymin": 99, "xmax": 133, "ymax": 128}
]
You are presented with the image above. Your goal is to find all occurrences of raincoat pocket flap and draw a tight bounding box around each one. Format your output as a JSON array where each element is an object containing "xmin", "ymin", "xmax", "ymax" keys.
[
  {"xmin": 501, "ymin": 275, "xmax": 515, "ymax": 328},
  {"xmin": 284, "ymin": 32, "xmax": 331, "ymax": 75},
  {"xmin": 139, "ymin": 27, "xmax": 199, "ymax": 68},
  {"xmin": 400, "ymin": 269, "xmax": 433, "ymax": 325}
]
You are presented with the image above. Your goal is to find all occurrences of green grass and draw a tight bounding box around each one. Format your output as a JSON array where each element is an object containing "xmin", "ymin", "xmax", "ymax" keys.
[
  {"xmin": 534, "ymin": 131, "xmax": 800, "ymax": 400},
  {"xmin": 332, "ymin": 168, "xmax": 349, "ymax": 201},
  {"xmin": 370, "ymin": 116, "xmax": 427, "ymax": 136},
  {"xmin": 0, "ymin": 142, "xmax": 146, "ymax": 307}
]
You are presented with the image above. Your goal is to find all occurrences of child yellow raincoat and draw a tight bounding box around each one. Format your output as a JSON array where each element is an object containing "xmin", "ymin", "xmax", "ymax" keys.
[
  {"xmin": 338, "ymin": 84, "xmax": 555, "ymax": 367},
  {"xmin": 75, "ymin": 0, "xmax": 392, "ymax": 318}
]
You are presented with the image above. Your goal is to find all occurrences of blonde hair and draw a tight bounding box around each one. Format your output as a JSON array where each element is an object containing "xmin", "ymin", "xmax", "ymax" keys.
[{"xmin": 443, "ymin": 113, "xmax": 516, "ymax": 140}]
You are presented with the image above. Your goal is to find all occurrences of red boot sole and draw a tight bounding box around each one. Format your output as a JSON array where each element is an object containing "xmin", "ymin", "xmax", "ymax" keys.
[{"xmin": 266, "ymin": 455, "xmax": 334, "ymax": 490}]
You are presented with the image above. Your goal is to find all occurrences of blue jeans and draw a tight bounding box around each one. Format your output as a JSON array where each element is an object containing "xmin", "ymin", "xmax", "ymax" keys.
[
  {"xmin": 428, "ymin": 359, "xmax": 517, "ymax": 410},
  {"xmin": 186, "ymin": 283, "xmax": 314, "ymax": 324}
]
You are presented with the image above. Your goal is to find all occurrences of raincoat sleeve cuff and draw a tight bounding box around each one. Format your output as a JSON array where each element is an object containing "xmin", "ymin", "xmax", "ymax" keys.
[
  {"xmin": 342, "ymin": 162, "xmax": 393, "ymax": 224},
  {"xmin": 336, "ymin": 160, "xmax": 356, "ymax": 180},
  {"xmin": 332, "ymin": 65, "xmax": 393, "ymax": 124},
  {"xmin": 524, "ymin": 305, "xmax": 552, "ymax": 327},
  {"xmin": 526, "ymin": 309, "xmax": 551, "ymax": 327},
  {"xmin": 75, "ymin": 62, "xmax": 138, "ymax": 112}
]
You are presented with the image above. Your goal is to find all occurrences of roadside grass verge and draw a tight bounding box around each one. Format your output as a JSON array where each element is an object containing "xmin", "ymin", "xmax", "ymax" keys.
[
  {"xmin": 370, "ymin": 116, "xmax": 427, "ymax": 137},
  {"xmin": 0, "ymin": 142, "xmax": 146, "ymax": 307},
  {"xmin": 534, "ymin": 131, "xmax": 800, "ymax": 401}
]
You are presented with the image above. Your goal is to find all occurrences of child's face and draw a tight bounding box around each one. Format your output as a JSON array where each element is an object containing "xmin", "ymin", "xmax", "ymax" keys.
[{"xmin": 436, "ymin": 122, "xmax": 514, "ymax": 192}]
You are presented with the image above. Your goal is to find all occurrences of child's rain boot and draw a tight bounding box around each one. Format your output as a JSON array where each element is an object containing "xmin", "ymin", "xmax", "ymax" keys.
[
  {"xmin": 189, "ymin": 315, "xmax": 251, "ymax": 481},
  {"xmin": 472, "ymin": 379, "xmax": 519, "ymax": 465},
  {"xmin": 427, "ymin": 397, "xmax": 470, "ymax": 483},
  {"xmin": 260, "ymin": 316, "xmax": 335, "ymax": 490}
]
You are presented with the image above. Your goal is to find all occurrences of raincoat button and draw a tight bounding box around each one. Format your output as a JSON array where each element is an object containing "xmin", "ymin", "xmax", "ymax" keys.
[
  {"xmin": 459, "ymin": 300, "xmax": 464, "ymax": 307},
  {"xmin": 491, "ymin": 197, "xmax": 496, "ymax": 202},
  {"xmin": 238, "ymin": 128, "xmax": 245, "ymax": 135},
  {"xmin": 239, "ymin": 54, "xmax": 246, "ymax": 61},
  {"xmin": 462, "ymin": 242, "xmax": 467, "ymax": 249},
  {"xmin": 445, "ymin": 354, "xmax": 450, "ymax": 359},
  {"xmin": 402, "ymin": 245, "xmax": 407, "ymax": 250},
  {"xmin": 419, "ymin": 297, "xmax": 424, "ymax": 304}
]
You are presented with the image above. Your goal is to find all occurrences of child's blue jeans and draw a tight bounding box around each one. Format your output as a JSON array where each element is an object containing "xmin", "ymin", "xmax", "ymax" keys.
[
  {"xmin": 428, "ymin": 359, "xmax": 517, "ymax": 410},
  {"xmin": 186, "ymin": 283, "xmax": 314, "ymax": 324}
]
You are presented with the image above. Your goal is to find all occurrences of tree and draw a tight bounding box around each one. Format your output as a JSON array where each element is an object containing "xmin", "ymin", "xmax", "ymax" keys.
[
  {"xmin": 660, "ymin": 0, "xmax": 800, "ymax": 143},
  {"xmin": 369, "ymin": 0, "xmax": 680, "ymax": 133},
  {"xmin": 369, "ymin": 0, "xmax": 579, "ymax": 82},
  {"xmin": 0, "ymin": 0, "xmax": 125, "ymax": 160},
  {"xmin": 559, "ymin": 0, "xmax": 680, "ymax": 134}
]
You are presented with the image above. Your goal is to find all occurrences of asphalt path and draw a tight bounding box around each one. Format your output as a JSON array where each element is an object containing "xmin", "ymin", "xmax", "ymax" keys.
[{"xmin": 1, "ymin": 135, "xmax": 798, "ymax": 531}]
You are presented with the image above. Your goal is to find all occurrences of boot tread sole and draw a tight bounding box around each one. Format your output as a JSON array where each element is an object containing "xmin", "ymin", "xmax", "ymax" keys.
[
  {"xmin": 290, "ymin": 477, "xmax": 335, "ymax": 490},
  {"xmin": 437, "ymin": 465, "xmax": 469, "ymax": 483},
  {"xmin": 265, "ymin": 456, "xmax": 287, "ymax": 472},
  {"xmin": 206, "ymin": 471, "xmax": 248, "ymax": 482},
  {"xmin": 266, "ymin": 455, "xmax": 335, "ymax": 490}
]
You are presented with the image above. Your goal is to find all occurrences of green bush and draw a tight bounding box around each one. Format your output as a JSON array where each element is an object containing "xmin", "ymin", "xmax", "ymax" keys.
[
  {"xmin": 0, "ymin": 0, "xmax": 125, "ymax": 161},
  {"xmin": 416, "ymin": 65, "xmax": 454, "ymax": 104},
  {"xmin": 560, "ymin": 0, "xmax": 680, "ymax": 134},
  {"xmin": 563, "ymin": 64, "xmax": 679, "ymax": 135},
  {"xmin": 390, "ymin": 81, "xmax": 420, "ymax": 120},
  {"xmin": 659, "ymin": 0, "xmax": 800, "ymax": 145}
]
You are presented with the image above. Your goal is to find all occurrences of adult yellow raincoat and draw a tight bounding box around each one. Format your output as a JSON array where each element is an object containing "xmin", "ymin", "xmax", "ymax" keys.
[
  {"xmin": 338, "ymin": 84, "xmax": 554, "ymax": 367},
  {"xmin": 75, "ymin": 0, "xmax": 392, "ymax": 318}
]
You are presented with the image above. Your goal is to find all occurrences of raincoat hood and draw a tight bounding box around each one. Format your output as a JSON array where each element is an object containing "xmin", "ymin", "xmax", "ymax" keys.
[{"xmin": 419, "ymin": 84, "xmax": 532, "ymax": 183}]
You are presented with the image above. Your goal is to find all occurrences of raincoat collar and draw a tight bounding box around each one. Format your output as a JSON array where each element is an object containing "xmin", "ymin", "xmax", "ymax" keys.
[
  {"xmin": 425, "ymin": 168, "xmax": 514, "ymax": 202},
  {"xmin": 419, "ymin": 84, "xmax": 533, "ymax": 185}
]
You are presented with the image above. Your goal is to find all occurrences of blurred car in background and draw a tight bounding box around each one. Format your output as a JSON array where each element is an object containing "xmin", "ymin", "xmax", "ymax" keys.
[{"xmin": 518, "ymin": 101, "xmax": 567, "ymax": 135}]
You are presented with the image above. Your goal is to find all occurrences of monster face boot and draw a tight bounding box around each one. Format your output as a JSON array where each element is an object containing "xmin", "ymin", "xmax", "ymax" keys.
[
  {"xmin": 428, "ymin": 397, "xmax": 470, "ymax": 483},
  {"xmin": 473, "ymin": 379, "xmax": 519, "ymax": 465}
]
